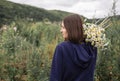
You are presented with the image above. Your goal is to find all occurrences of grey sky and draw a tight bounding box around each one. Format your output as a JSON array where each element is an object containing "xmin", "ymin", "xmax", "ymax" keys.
[{"xmin": 8, "ymin": 0, "xmax": 120, "ymax": 18}]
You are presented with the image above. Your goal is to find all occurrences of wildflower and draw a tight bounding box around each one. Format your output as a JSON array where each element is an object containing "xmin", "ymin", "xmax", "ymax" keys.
[
  {"xmin": 83, "ymin": 18, "xmax": 110, "ymax": 49},
  {"xmin": 3, "ymin": 25, "xmax": 7, "ymax": 30},
  {"xmin": 13, "ymin": 27, "xmax": 17, "ymax": 32}
]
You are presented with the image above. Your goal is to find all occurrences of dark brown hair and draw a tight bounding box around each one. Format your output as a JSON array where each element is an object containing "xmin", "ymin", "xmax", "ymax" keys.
[{"xmin": 63, "ymin": 14, "xmax": 84, "ymax": 44}]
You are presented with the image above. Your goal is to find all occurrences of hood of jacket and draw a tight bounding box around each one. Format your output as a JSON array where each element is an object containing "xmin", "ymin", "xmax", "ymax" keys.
[{"xmin": 70, "ymin": 42, "xmax": 96, "ymax": 68}]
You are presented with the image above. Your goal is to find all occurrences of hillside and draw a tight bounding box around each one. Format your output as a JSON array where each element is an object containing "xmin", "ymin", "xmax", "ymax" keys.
[
  {"xmin": 0, "ymin": 0, "xmax": 73, "ymax": 26},
  {"xmin": 0, "ymin": 0, "xmax": 119, "ymax": 27}
]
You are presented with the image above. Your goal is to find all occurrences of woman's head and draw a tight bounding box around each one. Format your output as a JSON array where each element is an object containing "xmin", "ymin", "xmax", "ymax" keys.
[{"xmin": 60, "ymin": 14, "xmax": 84, "ymax": 44}]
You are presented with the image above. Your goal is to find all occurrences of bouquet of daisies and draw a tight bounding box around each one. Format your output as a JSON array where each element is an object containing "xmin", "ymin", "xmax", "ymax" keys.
[{"xmin": 83, "ymin": 18, "xmax": 111, "ymax": 49}]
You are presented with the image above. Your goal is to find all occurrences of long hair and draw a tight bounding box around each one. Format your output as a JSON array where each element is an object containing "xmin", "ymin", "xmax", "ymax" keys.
[{"xmin": 63, "ymin": 14, "xmax": 84, "ymax": 44}]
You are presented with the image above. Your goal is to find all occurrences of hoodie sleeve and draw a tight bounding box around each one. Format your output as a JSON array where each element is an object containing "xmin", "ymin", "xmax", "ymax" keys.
[{"xmin": 50, "ymin": 45, "xmax": 64, "ymax": 81}]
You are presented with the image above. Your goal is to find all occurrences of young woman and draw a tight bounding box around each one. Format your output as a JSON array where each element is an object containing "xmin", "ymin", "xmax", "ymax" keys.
[{"xmin": 50, "ymin": 14, "xmax": 97, "ymax": 81}]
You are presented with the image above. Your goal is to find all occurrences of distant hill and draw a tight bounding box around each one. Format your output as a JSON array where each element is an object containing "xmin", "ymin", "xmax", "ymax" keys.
[
  {"xmin": 0, "ymin": 0, "xmax": 119, "ymax": 27},
  {"xmin": 0, "ymin": 0, "xmax": 73, "ymax": 26},
  {"xmin": 109, "ymin": 15, "xmax": 120, "ymax": 20}
]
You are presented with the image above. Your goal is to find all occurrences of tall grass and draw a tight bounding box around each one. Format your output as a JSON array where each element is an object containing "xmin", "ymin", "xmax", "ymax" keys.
[
  {"xmin": 0, "ymin": 20, "xmax": 62, "ymax": 81},
  {"xmin": 95, "ymin": 19, "xmax": 120, "ymax": 81},
  {"xmin": 0, "ymin": 18, "xmax": 120, "ymax": 81}
]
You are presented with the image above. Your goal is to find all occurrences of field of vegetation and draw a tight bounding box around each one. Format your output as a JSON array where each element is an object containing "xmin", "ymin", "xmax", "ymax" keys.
[
  {"xmin": 0, "ymin": 18, "xmax": 120, "ymax": 81},
  {"xmin": 0, "ymin": 19, "xmax": 63, "ymax": 81},
  {"xmin": 0, "ymin": 0, "xmax": 120, "ymax": 81}
]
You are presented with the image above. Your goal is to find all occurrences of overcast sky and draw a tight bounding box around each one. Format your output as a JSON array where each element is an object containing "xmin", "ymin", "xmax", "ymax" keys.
[{"xmin": 8, "ymin": 0, "xmax": 120, "ymax": 19}]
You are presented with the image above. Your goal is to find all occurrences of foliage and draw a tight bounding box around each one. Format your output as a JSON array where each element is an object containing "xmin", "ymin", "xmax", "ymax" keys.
[
  {"xmin": 0, "ymin": 0, "xmax": 72, "ymax": 27},
  {"xmin": 94, "ymin": 19, "xmax": 120, "ymax": 81},
  {"xmin": 0, "ymin": 20, "xmax": 62, "ymax": 81},
  {"xmin": 0, "ymin": 17, "xmax": 120, "ymax": 81},
  {"xmin": 0, "ymin": 1, "xmax": 120, "ymax": 81}
]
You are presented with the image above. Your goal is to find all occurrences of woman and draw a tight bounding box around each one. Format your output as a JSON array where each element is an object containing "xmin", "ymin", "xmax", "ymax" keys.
[{"xmin": 50, "ymin": 14, "xmax": 97, "ymax": 81}]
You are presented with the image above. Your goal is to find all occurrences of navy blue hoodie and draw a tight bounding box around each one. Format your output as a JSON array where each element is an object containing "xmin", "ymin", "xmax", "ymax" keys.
[{"xmin": 50, "ymin": 41, "xmax": 97, "ymax": 81}]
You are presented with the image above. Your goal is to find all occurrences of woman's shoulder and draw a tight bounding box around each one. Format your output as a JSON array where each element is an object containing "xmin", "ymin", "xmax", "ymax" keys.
[
  {"xmin": 57, "ymin": 41, "xmax": 85, "ymax": 47},
  {"xmin": 57, "ymin": 41, "xmax": 85, "ymax": 49},
  {"xmin": 57, "ymin": 41, "xmax": 97, "ymax": 50},
  {"xmin": 57, "ymin": 41, "xmax": 70, "ymax": 47}
]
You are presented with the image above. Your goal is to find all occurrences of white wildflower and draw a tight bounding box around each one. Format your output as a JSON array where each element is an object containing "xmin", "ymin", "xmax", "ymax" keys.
[
  {"xmin": 83, "ymin": 18, "xmax": 110, "ymax": 49},
  {"xmin": 13, "ymin": 27, "xmax": 17, "ymax": 32}
]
